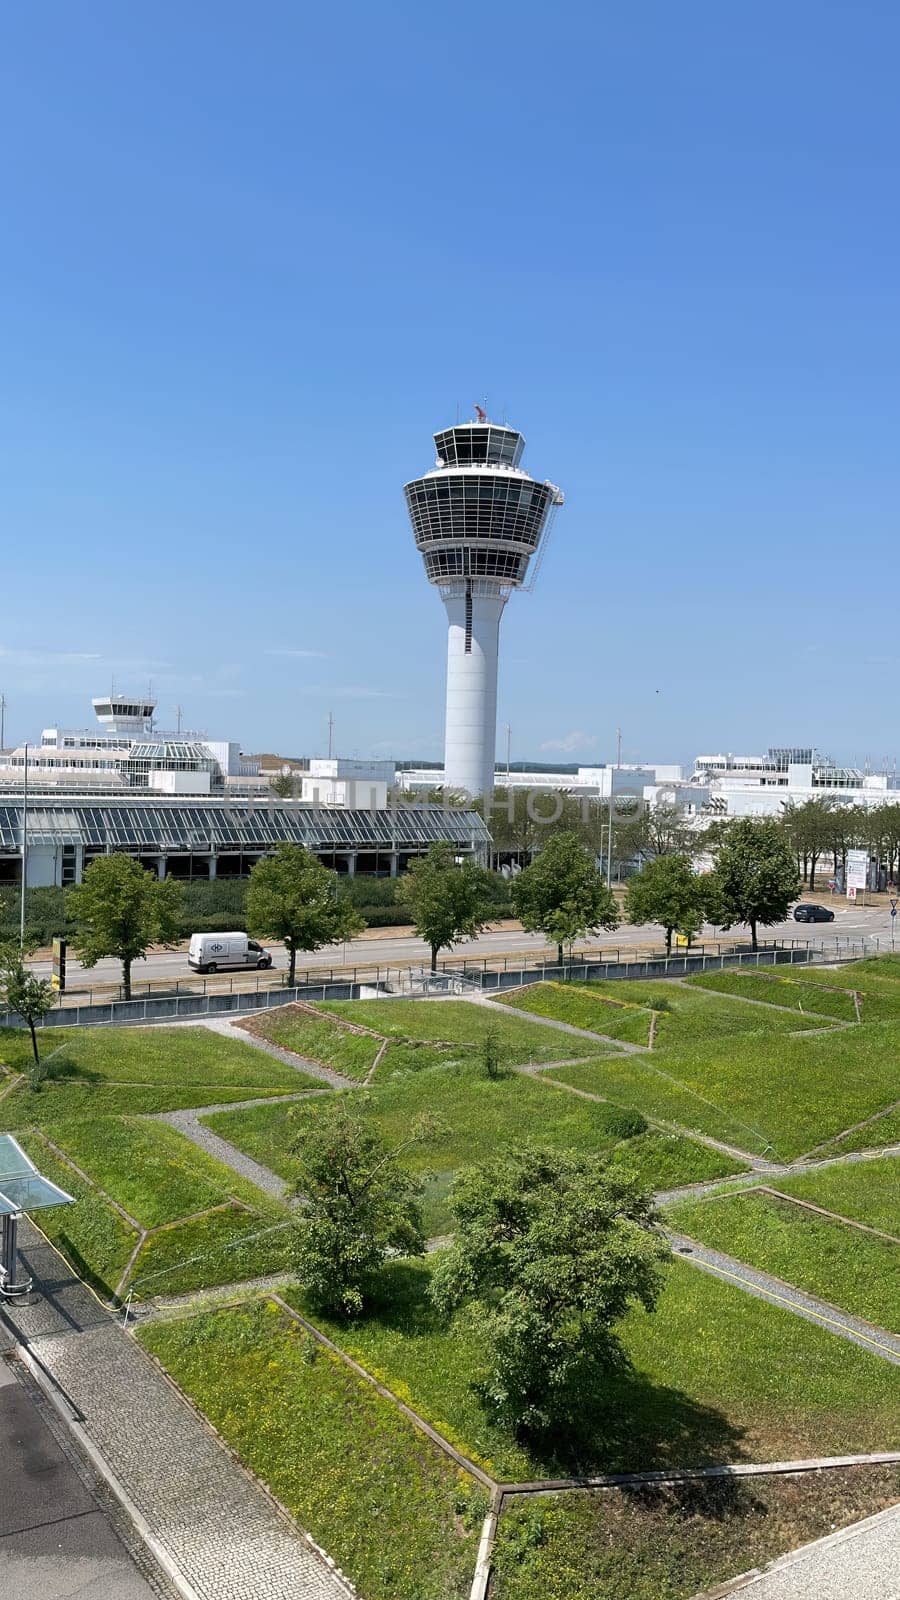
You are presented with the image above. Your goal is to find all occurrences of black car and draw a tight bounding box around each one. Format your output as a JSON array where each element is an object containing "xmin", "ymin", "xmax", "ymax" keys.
[{"xmin": 793, "ymin": 903, "xmax": 835, "ymax": 923}]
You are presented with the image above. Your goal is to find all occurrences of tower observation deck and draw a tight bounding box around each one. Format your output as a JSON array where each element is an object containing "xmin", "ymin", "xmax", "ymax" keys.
[{"xmin": 404, "ymin": 417, "xmax": 563, "ymax": 799}]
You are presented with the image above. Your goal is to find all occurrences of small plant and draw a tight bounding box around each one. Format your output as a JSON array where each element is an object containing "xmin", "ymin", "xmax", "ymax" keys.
[
  {"xmin": 601, "ymin": 1106, "xmax": 648, "ymax": 1140},
  {"xmin": 481, "ymin": 1023, "xmax": 503, "ymax": 1080}
]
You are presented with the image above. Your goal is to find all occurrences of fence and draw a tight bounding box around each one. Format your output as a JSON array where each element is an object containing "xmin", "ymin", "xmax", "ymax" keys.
[
  {"xmin": 460, "ymin": 937, "xmax": 884, "ymax": 992},
  {"xmin": 0, "ymin": 978, "xmax": 362, "ymax": 1031},
  {"xmin": 1, "ymin": 935, "xmax": 887, "ymax": 1030}
]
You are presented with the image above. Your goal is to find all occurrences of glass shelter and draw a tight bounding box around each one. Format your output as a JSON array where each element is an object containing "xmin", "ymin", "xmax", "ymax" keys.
[{"xmin": 0, "ymin": 1133, "xmax": 74, "ymax": 1297}]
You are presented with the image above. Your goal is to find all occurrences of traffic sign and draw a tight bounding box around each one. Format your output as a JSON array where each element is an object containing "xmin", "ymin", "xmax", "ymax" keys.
[{"xmin": 892, "ymin": 908, "xmax": 897, "ymax": 919}]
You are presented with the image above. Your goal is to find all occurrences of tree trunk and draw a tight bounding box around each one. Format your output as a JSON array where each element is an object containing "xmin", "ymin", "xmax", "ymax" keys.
[
  {"xmin": 809, "ymin": 852, "xmax": 818, "ymax": 891},
  {"xmin": 750, "ymin": 918, "xmax": 758, "ymax": 952},
  {"xmin": 28, "ymin": 1018, "xmax": 40, "ymax": 1070},
  {"xmin": 557, "ymin": 942, "xmax": 564, "ymax": 967},
  {"xmin": 122, "ymin": 958, "xmax": 131, "ymax": 1002},
  {"xmin": 288, "ymin": 944, "xmax": 297, "ymax": 987},
  {"xmin": 665, "ymin": 927, "xmax": 672, "ymax": 955},
  {"xmin": 430, "ymin": 944, "xmax": 438, "ymax": 974}
]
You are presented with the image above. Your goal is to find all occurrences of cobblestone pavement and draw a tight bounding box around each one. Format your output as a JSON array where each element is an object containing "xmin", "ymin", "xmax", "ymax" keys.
[
  {"xmin": 668, "ymin": 1232, "xmax": 900, "ymax": 1364},
  {"xmin": 727, "ymin": 1501, "xmax": 900, "ymax": 1598},
  {"xmin": 1, "ymin": 1224, "xmax": 353, "ymax": 1600},
  {"xmin": 200, "ymin": 1018, "xmax": 353, "ymax": 1089}
]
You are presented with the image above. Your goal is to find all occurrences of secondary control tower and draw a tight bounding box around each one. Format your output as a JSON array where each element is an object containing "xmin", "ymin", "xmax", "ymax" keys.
[{"xmin": 404, "ymin": 413, "xmax": 563, "ymax": 799}]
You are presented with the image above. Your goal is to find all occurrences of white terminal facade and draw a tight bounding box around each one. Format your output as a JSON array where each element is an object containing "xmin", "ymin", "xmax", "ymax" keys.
[{"xmin": 404, "ymin": 417, "xmax": 563, "ymax": 800}]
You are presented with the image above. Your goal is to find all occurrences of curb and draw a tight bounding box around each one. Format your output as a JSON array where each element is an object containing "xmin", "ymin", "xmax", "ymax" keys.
[
  {"xmin": 7, "ymin": 1334, "xmax": 202, "ymax": 1600},
  {"xmin": 689, "ymin": 1497, "xmax": 900, "ymax": 1598}
]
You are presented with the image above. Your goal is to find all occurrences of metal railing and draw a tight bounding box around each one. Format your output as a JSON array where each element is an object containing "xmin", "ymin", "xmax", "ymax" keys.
[{"xmin": 3, "ymin": 934, "xmax": 887, "ymax": 1029}]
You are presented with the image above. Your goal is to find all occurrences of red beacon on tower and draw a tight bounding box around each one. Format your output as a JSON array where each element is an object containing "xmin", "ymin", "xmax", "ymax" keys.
[{"xmin": 474, "ymin": 404, "xmax": 487, "ymax": 422}]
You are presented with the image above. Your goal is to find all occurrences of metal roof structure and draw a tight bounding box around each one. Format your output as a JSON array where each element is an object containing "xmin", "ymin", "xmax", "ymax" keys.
[
  {"xmin": 0, "ymin": 1133, "xmax": 74, "ymax": 1298},
  {"xmin": 0, "ymin": 796, "xmax": 491, "ymax": 854},
  {"xmin": 0, "ymin": 1134, "xmax": 74, "ymax": 1214}
]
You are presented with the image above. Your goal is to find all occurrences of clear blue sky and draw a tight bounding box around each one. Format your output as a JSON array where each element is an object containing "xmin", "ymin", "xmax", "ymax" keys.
[{"xmin": 2, "ymin": 3, "xmax": 898, "ymax": 768}]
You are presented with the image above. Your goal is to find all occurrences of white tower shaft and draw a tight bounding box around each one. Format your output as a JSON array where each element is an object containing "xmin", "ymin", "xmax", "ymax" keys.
[{"xmin": 442, "ymin": 589, "xmax": 506, "ymax": 801}]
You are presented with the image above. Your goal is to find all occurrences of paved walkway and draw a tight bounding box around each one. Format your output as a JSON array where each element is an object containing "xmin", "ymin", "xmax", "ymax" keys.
[
  {"xmin": 668, "ymin": 1233, "xmax": 900, "ymax": 1364},
  {"xmin": 0, "ymin": 1349, "xmax": 172, "ymax": 1600},
  {"xmin": 1, "ymin": 1224, "xmax": 352, "ymax": 1600},
  {"xmin": 723, "ymin": 1501, "xmax": 900, "ymax": 1598}
]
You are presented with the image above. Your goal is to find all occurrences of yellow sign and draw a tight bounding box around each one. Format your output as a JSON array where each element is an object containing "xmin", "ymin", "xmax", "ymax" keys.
[{"xmin": 674, "ymin": 934, "xmax": 691, "ymax": 948}]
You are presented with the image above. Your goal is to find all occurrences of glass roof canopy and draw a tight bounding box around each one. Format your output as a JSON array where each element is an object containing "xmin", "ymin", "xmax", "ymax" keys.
[
  {"xmin": 0, "ymin": 1133, "xmax": 74, "ymax": 1214},
  {"xmin": 0, "ymin": 799, "xmax": 491, "ymax": 854}
]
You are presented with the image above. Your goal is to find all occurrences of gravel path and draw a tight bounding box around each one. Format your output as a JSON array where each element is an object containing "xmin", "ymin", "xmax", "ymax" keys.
[
  {"xmin": 201, "ymin": 1017, "xmax": 354, "ymax": 1089},
  {"xmin": 153, "ymin": 1098, "xmax": 309, "ymax": 1200},
  {"xmin": 667, "ymin": 1232, "xmax": 900, "ymax": 1365},
  {"xmin": 1, "ymin": 1224, "xmax": 353, "ymax": 1600},
  {"xmin": 476, "ymin": 993, "xmax": 651, "ymax": 1053},
  {"xmin": 725, "ymin": 1501, "xmax": 900, "ymax": 1598}
]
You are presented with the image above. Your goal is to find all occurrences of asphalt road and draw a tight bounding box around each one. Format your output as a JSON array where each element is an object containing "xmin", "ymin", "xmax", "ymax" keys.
[
  {"xmin": 25, "ymin": 900, "xmax": 898, "ymax": 992},
  {"xmin": 0, "ymin": 1354, "xmax": 162, "ymax": 1600}
]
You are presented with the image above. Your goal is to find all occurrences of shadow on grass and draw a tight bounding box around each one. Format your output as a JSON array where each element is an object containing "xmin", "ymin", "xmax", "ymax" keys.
[{"xmin": 343, "ymin": 1260, "xmax": 748, "ymax": 1478}]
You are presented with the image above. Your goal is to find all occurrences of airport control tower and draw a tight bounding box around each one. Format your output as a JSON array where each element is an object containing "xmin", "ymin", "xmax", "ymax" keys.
[{"xmin": 404, "ymin": 413, "xmax": 564, "ymax": 799}]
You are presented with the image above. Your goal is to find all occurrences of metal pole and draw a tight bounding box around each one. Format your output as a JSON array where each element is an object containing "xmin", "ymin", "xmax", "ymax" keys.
[
  {"xmin": 505, "ymin": 723, "xmax": 511, "ymax": 783},
  {"xmin": 0, "ymin": 692, "xmax": 5, "ymax": 750},
  {"xmin": 20, "ymin": 742, "xmax": 28, "ymax": 948}
]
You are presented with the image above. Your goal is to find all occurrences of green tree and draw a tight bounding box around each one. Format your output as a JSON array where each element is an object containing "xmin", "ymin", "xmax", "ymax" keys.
[
  {"xmin": 245, "ymin": 843, "xmax": 363, "ymax": 986},
  {"xmin": 0, "ymin": 943, "xmax": 57, "ymax": 1084},
  {"xmin": 712, "ymin": 817, "xmax": 800, "ymax": 950},
  {"xmin": 624, "ymin": 854, "xmax": 712, "ymax": 954},
  {"xmin": 430, "ymin": 1148, "xmax": 668, "ymax": 1435},
  {"xmin": 512, "ymin": 831, "xmax": 619, "ymax": 965},
  {"xmin": 781, "ymin": 797, "xmax": 836, "ymax": 890},
  {"xmin": 67, "ymin": 854, "xmax": 182, "ymax": 1001},
  {"xmin": 398, "ymin": 842, "xmax": 494, "ymax": 972},
  {"xmin": 268, "ymin": 771, "xmax": 297, "ymax": 799},
  {"xmin": 291, "ymin": 1100, "xmax": 429, "ymax": 1316},
  {"xmin": 615, "ymin": 802, "xmax": 696, "ymax": 865}
]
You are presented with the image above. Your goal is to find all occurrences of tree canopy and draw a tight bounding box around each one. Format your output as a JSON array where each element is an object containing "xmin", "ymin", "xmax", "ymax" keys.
[
  {"xmin": 398, "ymin": 842, "xmax": 494, "ymax": 971},
  {"xmin": 245, "ymin": 843, "xmax": 363, "ymax": 985},
  {"xmin": 0, "ymin": 943, "xmax": 57, "ymax": 1080},
  {"xmin": 624, "ymin": 854, "xmax": 714, "ymax": 954},
  {"xmin": 712, "ymin": 816, "xmax": 800, "ymax": 949},
  {"xmin": 512, "ymin": 831, "xmax": 619, "ymax": 964},
  {"xmin": 430, "ymin": 1148, "xmax": 668, "ymax": 1435},
  {"xmin": 67, "ymin": 853, "xmax": 182, "ymax": 1000},
  {"xmin": 290, "ymin": 1100, "xmax": 429, "ymax": 1316}
]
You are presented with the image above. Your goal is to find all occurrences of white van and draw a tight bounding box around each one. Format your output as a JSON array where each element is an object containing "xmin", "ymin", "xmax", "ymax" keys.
[{"xmin": 188, "ymin": 932, "xmax": 273, "ymax": 974}]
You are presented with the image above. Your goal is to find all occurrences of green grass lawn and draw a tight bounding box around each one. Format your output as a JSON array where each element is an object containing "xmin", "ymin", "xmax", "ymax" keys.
[
  {"xmin": 204, "ymin": 1065, "xmax": 741, "ymax": 1234},
  {"xmin": 490, "ymin": 1467, "xmax": 900, "ymax": 1600},
  {"xmin": 689, "ymin": 964, "xmax": 900, "ymax": 1024},
  {"xmin": 138, "ymin": 1299, "xmax": 486, "ymax": 1599},
  {"xmin": 127, "ymin": 1202, "xmax": 296, "ymax": 1299},
  {"xmin": 41, "ymin": 1115, "xmax": 279, "ymax": 1228},
  {"xmin": 286, "ymin": 1252, "xmax": 900, "ymax": 1480},
  {"xmin": 812, "ymin": 1106, "xmax": 900, "ymax": 1159},
  {"xmin": 774, "ymin": 1156, "xmax": 900, "ymax": 1234},
  {"xmin": 238, "ymin": 1009, "xmax": 382, "ymax": 1080},
  {"xmin": 0, "ymin": 1025, "xmax": 319, "ymax": 1126},
  {"xmin": 494, "ymin": 984, "xmax": 653, "ymax": 1045},
  {"xmin": 548, "ymin": 1021, "xmax": 900, "ymax": 1160},
  {"xmin": 19, "ymin": 1134, "xmax": 139, "ymax": 1300},
  {"xmin": 669, "ymin": 1190, "xmax": 900, "ymax": 1331},
  {"xmin": 318, "ymin": 999, "xmax": 598, "ymax": 1065},
  {"xmin": 496, "ymin": 980, "xmax": 824, "ymax": 1047}
]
